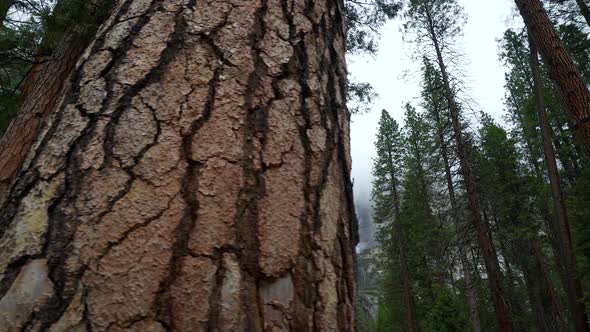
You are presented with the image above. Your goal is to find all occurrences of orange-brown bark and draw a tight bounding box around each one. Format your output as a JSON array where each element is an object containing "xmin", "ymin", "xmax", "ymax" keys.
[
  {"xmin": 515, "ymin": 0, "xmax": 590, "ymax": 155},
  {"xmin": 529, "ymin": 34, "xmax": 589, "ymax": 332},
  {"xmin": 0, "ymin": 38, "xmax": 86, "ymax": 205},
  {"xmin": 0, "ymin": 0, "xmax": 357, "ymax": 331}
]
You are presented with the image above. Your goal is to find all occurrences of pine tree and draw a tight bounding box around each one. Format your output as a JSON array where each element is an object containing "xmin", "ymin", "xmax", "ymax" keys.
[
  {"xmin": 420, "ymin": 58, "xmax": 482, "ymax": 332},
  {"xmin": 0, "ymin": 0, "xmax": 358, "ymax": 330},
  {"xmin": 402, "ymin": 104, "xmax": 466, "ymax": 331},
  {"xmin": 345, "ymin": 0, "xmax": 401, "ymax": 114},
  {"xmin": 476, "ymin": 115, "xmax": 566, "ymax": 330},
  {"xmin": 515, "ymin": 0, "xmax": 590, "ymax": 154},
  {"xmin": 0, "ymin": 0, "xmax": 114, "ymax": 203},
  {"xmin": 499, "ymin": 25, "xmax": 589, "ymax": 331},
  {"xmin": 404, "ymin": 1, "xmax": 513, "ymax": 329},
  {"xmin": 529, "ymin": 33, "xmax": 589, "ymax": 331},
  {"xmin": 372, "ymin": 109, "xmax": 420, "ymax": 331}
]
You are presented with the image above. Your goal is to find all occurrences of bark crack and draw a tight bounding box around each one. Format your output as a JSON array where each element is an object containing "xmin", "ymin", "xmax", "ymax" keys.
[
  {"xmin": 153, "ymin": 8, "xmax": 224, "ymax": 326},
  {"xmin": 94, "ymin": 192, "xmax": 180, "ymax": 270}
]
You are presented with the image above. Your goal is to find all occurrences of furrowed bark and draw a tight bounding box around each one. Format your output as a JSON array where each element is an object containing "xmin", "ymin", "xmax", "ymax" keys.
[
  {"xmin": 515, "ymin": 0, "xmax": 590, "ymax": 155},
  {"xmin": 0, "ymin": 0, "xmax": 114, "ymax": 205},
  {"xmin": 0, "ymin": 0, "xmax": 357, "ymax": 331},
  {"xmin": 529, "ymin": 34, "xmax": 589, "ymax": 332},
  {"xmin": 0, "ymin": 37, "xmax": 87, "ymax": 205}
]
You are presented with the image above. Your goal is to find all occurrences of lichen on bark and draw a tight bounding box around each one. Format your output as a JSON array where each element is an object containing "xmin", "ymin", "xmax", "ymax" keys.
[{"xmin": 0, "ymin": 0, "xmax": 357, "ymax": 330}]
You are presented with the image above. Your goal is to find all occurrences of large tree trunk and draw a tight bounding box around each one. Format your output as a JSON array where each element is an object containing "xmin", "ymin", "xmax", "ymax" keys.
[
  {"xmin": 515, "ymin": 0, "xmax": 590, "ymax": 154},
  {"xmin": 529, "ymin": 35, "xmax": 589, "ymax": 332},
  {"xmin": 423, "ymin": 5, "xmax": 513, "ymax": 331},
  {"xmin": 0, "ymin": 0, "xmax": 358, "ymax": 331},
  {"xmin": 0, "ymin": 0, "xmax": 113, "ymax": 205},
  {"xmin": 0, "ymin": 37, "xmax": 87, "ymax": 205}
]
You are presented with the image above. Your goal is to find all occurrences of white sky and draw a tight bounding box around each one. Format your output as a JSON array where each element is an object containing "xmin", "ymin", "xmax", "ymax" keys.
[{"xmin": 349, "ymin": 0, "xmax": 517, "ymax": 201}]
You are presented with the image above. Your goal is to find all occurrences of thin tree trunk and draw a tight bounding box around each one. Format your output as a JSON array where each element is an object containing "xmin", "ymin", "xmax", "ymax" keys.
[
  {"xmin": 506, "ymin": 222, "xmax": 565, "ymax": 331},
  {"xmin": 388, "ymin": 150, "xmax": 420, "ymax": 332},
  {"xmin": 515, "ymin": 0, "xmax": 590, "ymax": 154},
  {"xmin": 545, "ymin": 108, "xmax": 580, "ymax": 185},
  {"xmin": 553, "ymin": 114, "xmax": 582, "ymax": 183},
  {"xmin": 498, "ymin": 240, "xmax": 527, "ymax": 331},
  {"xmin": 0, "ymin": 0, "xmax": 358, "ymax": 331},
  {"xmin": 460, "ymin": 251, "xmax": 481, "ymax": 332},
  {"xmin": 508, "ymin": 90, "xmax": 539, "ymax": 166},
  {"xmin": 521, "ymin": 252, "xmax": 550, "ymax": 332},
  {"xmin": 533, "ymin": 239, "xmax": 568, "ymax": 331},
  {"xmin": 395, "ymin": 218, "xmax": 419, "ymax": 332},
  {"xmin": 510, "ymin": 95, "xmax": 570, "ymax": 322},
  {"xmin": 529, "ymin": 34, "xmax": 589, "ymax": 332},
  {"xmin": 551, "ymin": 132, "xmax": 577, "ymax": 185},
  {"xmin": 433, "ymin": 105, "xmax": 481, "ymax": 332},
  {"xmin": 424, "ymin": 5, "xmax": 513, "ymax": 330}
]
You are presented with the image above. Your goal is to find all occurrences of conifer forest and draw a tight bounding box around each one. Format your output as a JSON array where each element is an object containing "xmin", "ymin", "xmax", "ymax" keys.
[{"xmin": 1, "ymin": 0, "xmax": 590, "ymax": 331}]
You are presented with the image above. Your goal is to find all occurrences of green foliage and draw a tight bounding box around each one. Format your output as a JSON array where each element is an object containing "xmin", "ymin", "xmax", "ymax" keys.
[
  {"xmin": 476, "ymin": 116, "xmax": 528, "ymax": 231},
  {"xmin": 370, "ymin": 109, "xmax": 414, "ymax": 330},
  {"xmin": 345, "ymin": 0, "xmax": 402, "ymax": 55},
  {"xmin": 403, "ymin": 0, "xmax": 466, "ymax": 55},
  {"xmin": 344, "ymin": 0, "xmax": 401, "ymax": 114},
  {"xmin": 373, "ymin": 249, "xmax": 406, "ymax": 332},
  {"xmin": 423, "ymin": 285, "xmax": 469, "ymax": 332},
  {"xmin": 558, "ymin": 23, "xmax": 590, "ymax": 81},
  {"xmin": 367, "ymin": 3, "xmax": 590, "ymax": 330},
  {"xmin": 0, "ymin": 91, "xmax": 22, "ymax": 134},
  {"xmin": 371, "ymin": 109, "xmax": 403, "ymax": 232},
  {"xmin": 375, "ymin": 298, "xmax": 400, "ymax": 332},
  {"xmin": 370, "ymin": 102, "xmax": 474, "ymax": 330},
  {"xmin": 0, "ymin": 18, "xmax": 35, "ymax": 135},
  {"xmin": 347, "ymin": 81, "xmax": 378, "ymax": 114},
  {"xmin": 356, "ymin": 297, "xmax": 376, "ymax": 332},
  {"xmin": 40, "ymin": 0, "xmax": 114, "ymax": 51},
  {"xmin": 0, "ymin": 0, "xmax": 113, "ymax": 137},
  {"xmin": 568, "ymin": 162, "xmax": 590, "ymax": 309}
]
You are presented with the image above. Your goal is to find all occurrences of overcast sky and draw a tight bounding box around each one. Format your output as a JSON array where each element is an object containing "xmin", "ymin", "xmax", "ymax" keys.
[{"xmin": 349, "ymin": 0, "xmax": 518, "ymax": 202}]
